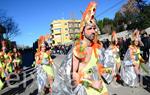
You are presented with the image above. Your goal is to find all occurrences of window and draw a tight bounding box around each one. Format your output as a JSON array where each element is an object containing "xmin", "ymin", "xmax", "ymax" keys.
[
  {"xmin": 75, "ymin": 28, "xmax": 80, "ymax": 33},
  {"xmin": 54, "ymin": 28, "xmax": 61, "ymax": 31},
  {"xmin": 51, "ymin": 30, "xmax": 54, "ymax": 33},
  {"xmin": 69, "ymin": 28, "xmax": 74, "ymax": 33},
  {"xmin": 51, "ymin": 35, "xmax": 54, "ymax": 38},
  {"xmin": 55, "ymin": 33, "xmax": 61, "ymax": 35},
  {"xmin": 53, "ymin": 28, "xmax": 61, "ymax": 34}
]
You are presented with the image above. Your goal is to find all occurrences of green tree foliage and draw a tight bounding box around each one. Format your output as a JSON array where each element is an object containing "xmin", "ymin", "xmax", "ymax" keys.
[
  {"xmin": 97, "ymin": 18, "xmax": 115, "ymax": 34},
  {"xmin": 121, "ymin": 0, "xmax": 150, "ymax": 30},
  {"xmin": 139, "ymin": 4, "xmax": 150, "ymax": 29},
  {"xmin": 114, "ymin": 12, "xmax": 126, "ymax": 32},
  {"xmin": 97, "ymin": 20, "xmax": 103, "ymax": 32},
  {"xmin": 96, "ymin": 0, "xmax": 150, "ymax": 34}
]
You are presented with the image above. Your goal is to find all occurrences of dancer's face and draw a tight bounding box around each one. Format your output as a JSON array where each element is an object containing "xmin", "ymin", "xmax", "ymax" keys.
[
  {"xmin": 2, "ymin": 47, "xmax": 6, "ymax": 52},
  {"xmin": 134, "ymin": 39, "xmax": 139, "ymax": 46},
  {"xmin": 84, "ymin": 24, "xmax": 96, "ymax": 42},
  {"xmin": 41, "ymin": 45, "xmax": 46, "ymax": 52},
  {"xmin": 115, "ymin": 39, "xmax": 118, "ymax": 45},
  {"xmin": 13, "ymin": 48, "xmax": 17, "ymax": 52}
]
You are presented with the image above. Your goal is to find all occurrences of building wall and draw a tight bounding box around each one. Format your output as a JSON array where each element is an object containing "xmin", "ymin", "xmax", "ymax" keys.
[{"xmin": 51, "ymin": 19, "xmax": 80, "ymax": 45}]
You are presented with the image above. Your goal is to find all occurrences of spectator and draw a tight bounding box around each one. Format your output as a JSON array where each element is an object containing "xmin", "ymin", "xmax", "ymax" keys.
[{"xmin": 141, "ymin": 32, "xmax": 149, "ymax": 62}]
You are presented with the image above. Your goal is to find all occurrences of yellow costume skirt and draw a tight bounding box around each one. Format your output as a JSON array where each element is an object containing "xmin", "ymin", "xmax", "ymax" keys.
[
  {"xmin": 42, "ymin": 65, "xmax": 54, "ymax": 78},
  {"xmin": 135, "ymin": 60, "xmax": 140, "ymax": 65}
]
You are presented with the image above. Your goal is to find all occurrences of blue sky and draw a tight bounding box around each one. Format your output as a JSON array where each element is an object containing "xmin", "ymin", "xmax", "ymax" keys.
[{"xmin": 0, "ymin": 0, "xmax": 127, "ymax": 47}]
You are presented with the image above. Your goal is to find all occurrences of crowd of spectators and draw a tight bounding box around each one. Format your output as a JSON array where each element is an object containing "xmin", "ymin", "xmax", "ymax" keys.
[
  {"xmin": 51, "ymin": 44, "xmax": 72, "ymax": 55},
  {"xmin": 102, "ymin": 31, "xmax": 150, "ymax": 62}
]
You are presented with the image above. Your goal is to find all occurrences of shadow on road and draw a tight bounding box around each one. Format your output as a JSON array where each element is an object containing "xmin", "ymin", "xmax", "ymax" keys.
[
  {"xmin": 51, "ymin": 55, "xmax": 56, "ymax": 59},
  {"xmin": 1, "ymin": 78, "xmax": 34, "ymax": 95},
  {"xmin": 30, "ymin": 89, "xmax": 38, "ymax": 95},
  {"xmin": 143, "ymin": 76, "xmax": 150, "ymax": 93}
]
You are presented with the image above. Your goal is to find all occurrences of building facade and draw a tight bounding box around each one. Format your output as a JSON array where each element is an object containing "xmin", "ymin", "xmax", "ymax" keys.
[{"xmin": 51, "ymin": 19, "xmax": 80, "ymax": 45}]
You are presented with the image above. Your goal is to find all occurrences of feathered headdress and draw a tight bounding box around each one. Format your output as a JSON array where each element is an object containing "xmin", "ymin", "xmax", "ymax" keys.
[
  {"xmin": 73, "ymin": 2, "xmax": 99, "ymax": 59},
  {"xmin": 131, "ymin": 29, "xmax": 144, "ymax": 46},
  {"xmin": 80, "ymin": 1, "xmax": 97, "ymax": 40},
  {"xmin": 37, "ymin": 36, "xmax": 45, "ymax": 52},
  {"xmin": 131, "ymin": 29, "xmax": 140, "ymax": 41},
  {"xmin": 111, "ymin": 31, "xmax": 117, "ymax": 42}
]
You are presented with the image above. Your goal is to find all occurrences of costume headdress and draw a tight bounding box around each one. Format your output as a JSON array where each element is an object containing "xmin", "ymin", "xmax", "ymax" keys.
[
  {"xmin": 131, "ymin": 29, "xmax": 140, "ymax": 41},
  {"xmin": 111, "ymin": 31, "xmax": 117, "ymax": 42},
  {"xmin": 80, "ymin": 1, "xmax": 97, "ymax": 40},
  {"xmin": 73, "ymin": 1, "xmax": 99, "ymax": 59},
  {"xmin": 37, "ymin": 36, "xmax": 45, "ymax": 52},
  {"xmin": 131, "ymin": 29, "xmax": 144, "ymax": 46}
]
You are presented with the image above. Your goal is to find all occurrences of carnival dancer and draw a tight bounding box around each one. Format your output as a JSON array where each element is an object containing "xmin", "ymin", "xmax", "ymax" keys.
[
  {"xmin": 0, "ymin": 41, "xmax": 12, "ymax": 81},
  {"xmin": 103, "ymin": 31, "xmax": 121, "ymax": 84},
  {"xmin": 53, "ymin": 2, "xmax": 110, "ymax": 95},
  {"xmin": 35, "ymin": 36, "xmax": 54, "ymax": 94},
  {"xmin": 120, "ymin": 29, "xmax": 146, "ymax": 87},
  {"xmin": 72, "ymin": 1, "xmax": 111, "ymax": 94},
  {"xmin": 0, "ymin": 48, "xmax": 4, "ymax": 90},
  {"xmin": 12, "ymin": 47, "xmax": 22, "ymax": 74}
]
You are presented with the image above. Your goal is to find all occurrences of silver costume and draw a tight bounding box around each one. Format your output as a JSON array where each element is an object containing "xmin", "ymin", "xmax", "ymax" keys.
[
  {"xmin": 36, "ymin": 65, "xmax": 48, "ymax": 93},
  {"xmin": 52, "ymin": 49, "xmax": 75, "ymax": 95},
  {"xmin": 102, "ymin": 46, "xmax": 120, "ymax": 84},
  {"xmin": 120, "ymin": 49, "xmax": 139, "ymax": 87}
]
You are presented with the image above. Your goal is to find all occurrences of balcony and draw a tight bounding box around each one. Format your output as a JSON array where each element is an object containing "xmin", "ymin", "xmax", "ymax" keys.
[
  {"xmin": 68, "ymin": 22, "xmax": 80, "ymax": 28},
  {"xmin": 69, "ymin": 28, "xmax": 80, "ymax": 34}
]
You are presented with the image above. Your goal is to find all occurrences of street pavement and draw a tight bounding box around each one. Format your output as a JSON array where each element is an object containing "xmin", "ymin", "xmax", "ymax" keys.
[{"xmin": 0, "ymin": 54, "xmax": 150, "ymax": 95}]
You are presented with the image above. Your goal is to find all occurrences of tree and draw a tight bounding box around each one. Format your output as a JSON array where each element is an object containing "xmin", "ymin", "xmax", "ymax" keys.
[
  {"xmin": 103, "ymin": 18, "xmax": 114, "ymax": 26},
  {"xmin": 0, "ymin": 10, "xmax": 20, "ymax": 40},
  {"xmin": 114, "ymin": 12, "xmax": 126, "ymax": 32},
  {"xmin": 97, "ymin": 18, "xmax": 115, "ymax": 34},
  {"xmin": 97, "ymin": 20, "xmax": 103, "ymax": 32},
  {"xmin": 114, "ymin": 12, "xmax": 124, "ymax": 25},
  {"xmin": 102, "ymin": 18, "xmax": 115, "ymax": 34},
  {"xmin": 120, "ymin": 0, "xmax": 150, "ymax": 30},
  {"xmin": 0, "ymin": 24, "xmax": 6, "ymax": 40},
  {"xmin": 96, "ymin": 0, "xmax": 150, "ymax": 34},
  {"xmin": 138, "ymin": 3, "xmax": 150, "ymax": 29}
]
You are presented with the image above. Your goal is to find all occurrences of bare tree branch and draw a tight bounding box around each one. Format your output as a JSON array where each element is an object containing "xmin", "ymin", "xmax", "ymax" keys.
[{"xmin": 0, "ymin": 10, "xmax": 20, "ymax": 40}]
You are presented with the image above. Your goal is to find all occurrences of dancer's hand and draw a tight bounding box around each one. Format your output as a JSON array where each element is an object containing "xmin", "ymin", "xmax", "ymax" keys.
[{"xmin": 72, "ymin": 72, "xmax": 80, "ymax": 85}]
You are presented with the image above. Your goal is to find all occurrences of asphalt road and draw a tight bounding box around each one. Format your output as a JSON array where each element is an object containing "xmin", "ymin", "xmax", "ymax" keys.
[{"xmin": 0, "ymin": 54, "xmax": 150, "ymax": 95}]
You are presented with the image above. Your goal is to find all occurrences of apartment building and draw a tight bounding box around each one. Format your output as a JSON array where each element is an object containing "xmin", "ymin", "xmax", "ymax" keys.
[{"xmin": 51, "ymin": 19, "xmax": 80, "ymax": 45}]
